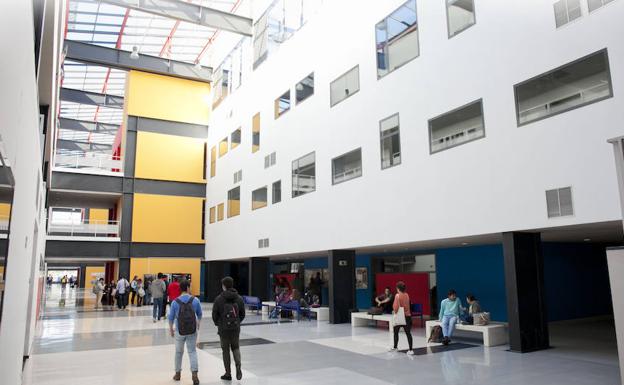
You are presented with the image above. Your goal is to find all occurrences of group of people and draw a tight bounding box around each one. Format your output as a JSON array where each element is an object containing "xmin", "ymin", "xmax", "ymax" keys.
[
  {"xmin": 269, "ymin": 274, "xmax": 322, "ymax": 318},
  {"xmin": 377, "ymin": 282, "xmax": 484, "ymax": 353}
]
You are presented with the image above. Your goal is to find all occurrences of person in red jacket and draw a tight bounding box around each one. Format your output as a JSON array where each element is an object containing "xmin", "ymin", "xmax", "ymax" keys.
[{"xmin": 168, "ymin": 277, "xmax": 182, "ymax": 303}]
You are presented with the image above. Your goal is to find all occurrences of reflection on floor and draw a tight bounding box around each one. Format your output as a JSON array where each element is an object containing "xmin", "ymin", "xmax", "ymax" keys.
[{"xmin": 22, "ymin": 287, "xmax": 621, "ymax": 385}]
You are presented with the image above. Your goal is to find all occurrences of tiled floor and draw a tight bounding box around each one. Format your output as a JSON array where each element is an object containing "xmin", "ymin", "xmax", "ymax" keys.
[{"xmin": 22, "ymin": 286, "xmax": 621, "ymax": 385}]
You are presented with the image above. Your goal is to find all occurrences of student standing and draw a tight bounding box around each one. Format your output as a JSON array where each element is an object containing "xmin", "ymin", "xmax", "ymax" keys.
[
  {"xmin": 93, "ymin": 278, "xmax": 105, "ymax": 310},
  {"xmin": 168, "ymin": 279, "xmax": 202, "ymax": 385},
  {"xmin": 136, "ymin": 278, "xmax": 145, "ymax": 307},
  {"xmin": 168, "ymin": 277, "xmax": 182, "ymax": 303},
  {"xmin": 116, "ymin": 276, "xmax": 130, "ymax": 310},
  {"xmin": 151, "ymin": 273, "xmax": 166, "ymax": 322},
  {"xmin": 130, "ymin": 275, "xmax": 138, "ymax": 306},
  {"xmin": 439, "ymin": 289, "xmax": 463, "ymax": 345},
  {"xmin": 212, "ymin": 276, "xmax": 245, "ymax": 381},
  {"xmin": 390, "ymin": 281, "xmax": 414, "ymax": 354}
]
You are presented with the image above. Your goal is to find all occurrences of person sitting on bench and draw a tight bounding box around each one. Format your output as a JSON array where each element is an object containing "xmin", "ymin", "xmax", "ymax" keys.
[
  {"xmin": 460, "ymin": 294, "xmax": 481, "ymax": 324},
  {"xmin": 439, "ymin": 289, "xmax": 463, "ymax": 345},
  {"xmin": 375, "ymin": 287, "xmax": 394, "ymax": 314}
]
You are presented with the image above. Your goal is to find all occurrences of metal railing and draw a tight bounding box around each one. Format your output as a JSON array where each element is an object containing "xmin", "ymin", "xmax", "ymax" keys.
[
  {"xmin": 333, "ymin": 166, "xmax": 362, "ymax": 184},
  {"xmin": 292, "ymin": 174, "xmax": 315, "ymax": 193},
  {"xmin": 54, "ymin": 151, "xmax": 123, "ymax": 173},
  {"xmin": 518, "ymin": 81, "xmax": 610, "ymax": 124},
  {"xmin": 431, "ymin": 125, "xmax": 484, "ymax": 152},
  {"xmin": 47, "ymin": 219, "xmax": 120, "ymax": 237}
]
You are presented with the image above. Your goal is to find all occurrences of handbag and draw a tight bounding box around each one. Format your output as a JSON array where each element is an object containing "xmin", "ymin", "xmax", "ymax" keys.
[
  {"xmin": 138, "ymin": 287, "xmax": 146, "ymax": 297},
  {"xmin": 473, "ymin": 312, "xmax": 490, "ymax": 326},
  {"xmin": 392, "ymin": 294, "xmax": 407, "ymax": 326}
]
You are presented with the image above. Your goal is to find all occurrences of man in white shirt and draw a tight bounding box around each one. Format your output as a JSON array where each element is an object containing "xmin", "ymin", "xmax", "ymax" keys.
[{"xmin": 116, "ymin": 276, "xmax": 130, "ymax": 310}]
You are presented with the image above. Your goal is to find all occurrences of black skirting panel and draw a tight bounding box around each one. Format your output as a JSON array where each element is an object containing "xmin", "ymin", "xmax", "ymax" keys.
[
  {"xmin": 51, "ymin": 172, "xmax": 124, "ymax": 193},
  {"xmin": 249, "ymin": 257, "xmax": 270, "ymax": 301},
  {"xmin": 127, "ymin": 115, "xmax": 209, "ymax": 139},
  {"xmin": 45, "ymin": 240, "xmax": 121, "ymax": 258},
  {"xmin": 45, "ymin": 240, "xmax": 204, "ymax": 259},
  {"xmin": 328, "ymin": 249, "xmax": 356, "ymax": 324}
]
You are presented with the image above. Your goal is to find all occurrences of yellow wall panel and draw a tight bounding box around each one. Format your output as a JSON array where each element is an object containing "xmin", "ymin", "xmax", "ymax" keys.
[
  {"xmin": 89, "ymin": 209, "xmax": 109, "ymax": 223},
  {"xmin": 126, "ymin": 71, "xmax": 211, "ymax": 125},
  {"xmin": 135, "ymin": 131, "xmax": 206, "ymax": 183},
  {"xmin": 85, "ymin": 266, "xmax": 105, "ymax": 286},
  {"xmin": 0, "ymin": 203, "xmax": 11, "ymax": 220},
  {"xmin": 129, "ymin": 258, "xmax": 201, "ymax": 295},
  {"xmin": 132, "ymin": 193, "xmax": 205, "ymax": 244}
]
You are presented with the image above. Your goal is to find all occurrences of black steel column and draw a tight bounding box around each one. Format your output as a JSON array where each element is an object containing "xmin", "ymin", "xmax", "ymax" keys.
[
  {"xmin": 206, "ymin": 261, "xmax": 226, "ymax": 302},
  {"xmin": 328, "ymin": 250, "xmax": 356, "ymax": 324},
  {"xmin": 249, "ymin": 257, "xmax": 270, "ymax": 300},
  {"xmin": 118, "ymin": 259, "xmax": 130, "ymax": 280},
  {"xmin": 503, "ymin": 232, "xmax": 550, "ymax": 352}
]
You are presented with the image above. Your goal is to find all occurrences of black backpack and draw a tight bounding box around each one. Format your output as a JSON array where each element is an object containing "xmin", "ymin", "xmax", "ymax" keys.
[
  {"xmin": 429, "ymin": 325, "xmax": 443, "ymax": 343},
  {"xmin": 221, "ymin": 300, "xmax": 240, "ymax": 331},
  {"xmin": 176, "ymin": 296, "xmax": 197, "ymax": 336}
]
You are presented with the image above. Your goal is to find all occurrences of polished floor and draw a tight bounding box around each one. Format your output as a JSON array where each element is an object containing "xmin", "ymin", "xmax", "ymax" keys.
[{"xmin": 22, "ymin": 286, "xmax": 621, "ymax": 385}]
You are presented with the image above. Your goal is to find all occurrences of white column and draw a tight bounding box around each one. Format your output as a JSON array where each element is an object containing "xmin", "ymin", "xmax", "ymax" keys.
[{"xmin": 607, "ymin": 248, "xmax": 624, "ymax": 385}]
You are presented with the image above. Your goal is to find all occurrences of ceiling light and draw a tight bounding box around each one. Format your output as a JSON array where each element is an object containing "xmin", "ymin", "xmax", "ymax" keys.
[
  {"xmin": 461, "ymin": 242, "xmax": 469, "ymax": 246},
  {"xmin": 583, "ymin": 238, "xmax": 591, "ymax": 242},
  {"xmin": 130, "ymin": 46, "xmax": 139, "ymax": 60}
]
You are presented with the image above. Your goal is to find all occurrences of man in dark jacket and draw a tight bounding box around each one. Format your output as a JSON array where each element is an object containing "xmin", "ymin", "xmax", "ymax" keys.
[{"xmin": 212, "ymin": 276, "xmax": 245, "ymax": 381}]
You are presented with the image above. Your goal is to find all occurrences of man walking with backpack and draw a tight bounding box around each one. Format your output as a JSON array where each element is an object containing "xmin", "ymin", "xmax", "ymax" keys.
[
  {"xmin": 212, "ymin": 276, "xmax": 245, "ymax": 381},
  {"xmin": 168, "ymin": 279, "xmax": 202, "ymax": 385}
]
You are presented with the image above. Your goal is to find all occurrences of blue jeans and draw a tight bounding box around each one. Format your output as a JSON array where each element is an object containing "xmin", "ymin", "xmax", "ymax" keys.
[
  {"xmin": 175, "ymin": 331, "xmax": 198, "ymax": 372},
  {"xmin": 441, "ymin": 315, "xmax": 458, "ymax": 338},
  {"xmin": 153, "ymin": 297, "xmax": 163, "ymax": 320}
]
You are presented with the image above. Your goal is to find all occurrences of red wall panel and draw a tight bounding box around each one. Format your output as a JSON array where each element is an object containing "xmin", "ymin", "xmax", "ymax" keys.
[{"xmin": 375, "ymin": 273, "xmax": 430, "ymax": 315}]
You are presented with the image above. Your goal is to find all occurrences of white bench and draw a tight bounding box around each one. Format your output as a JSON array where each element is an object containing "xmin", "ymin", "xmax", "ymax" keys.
[
  {"xmin": 351, "ymin": 312, "xmax": 395, "ymax": 344},
  {"xmin": 310, "ymin": 307, "xmax": 329, "ymax": 322},
  {"xmin": 425, "ymin": 320, "xmax": 508, "ymax": 347},
  {"xmin": 261, "ymin": 301, "xmax": 277, "ymax": 314}
]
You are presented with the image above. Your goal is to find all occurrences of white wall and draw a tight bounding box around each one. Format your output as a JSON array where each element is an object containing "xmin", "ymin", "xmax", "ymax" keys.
[
  {"xmin": 607, "ymin": 248, "xmax": 624, "ymax": 385},
  {"xmin": 0, "ymin": 0, "xmax": 47, "ymax": 383},
  {"xmin": 205, "ymin": 0, "xmax": 624, "ymax": 260}
]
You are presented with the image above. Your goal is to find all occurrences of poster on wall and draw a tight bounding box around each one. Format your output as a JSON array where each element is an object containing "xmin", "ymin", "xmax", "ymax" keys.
[
  {"xmin": 355, "ymin": 267, "xmax": 368, "ymax": 289},
  {"xmin": 304, "ymin": 269, "xmax": 330, "ymax": 287}
]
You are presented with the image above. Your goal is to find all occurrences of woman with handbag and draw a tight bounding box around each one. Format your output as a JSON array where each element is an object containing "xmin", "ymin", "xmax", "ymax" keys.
[{"xmin": 390, "ymin": 281, "xmax": 414, "ymax": 355}]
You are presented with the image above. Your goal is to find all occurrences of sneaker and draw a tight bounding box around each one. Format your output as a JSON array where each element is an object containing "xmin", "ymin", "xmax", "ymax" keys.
[
  {"xmin": 220, "ymin": 373, "xmax": 232, "ymax": 381},
  {"xmin": 173, "ymin": 372, "xmax": 181, "ymax": 381},
  {"xmin": 407, "ymin": 350, "xmax": 415, "ymax": 355},
  {"xmin": 192, "ymin": 371, "xmax": 200, "ymax": 385},
  {"xmin": 388, "ymin": 347, "xmax": 398, "ymax": 352},
  {"xmin": 236, "ymin": 367, "xmax": 242, "ymax": 381}
]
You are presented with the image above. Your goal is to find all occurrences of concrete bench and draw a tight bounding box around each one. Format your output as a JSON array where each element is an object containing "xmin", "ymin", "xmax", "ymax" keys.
[
  {"xmin": 351, "ymin": 312, "xmax": 395, "ymax": 344},
  {"xmin": 425, "ymin": 320, "xmax": 508, "ymax": 347},
  {"xmin": 261, "ymin": 301, "xmax": 277, "ymax": 314},
  {"xmin": 310, "ymin": 307, "xmax": 329, "ymax": 322}
]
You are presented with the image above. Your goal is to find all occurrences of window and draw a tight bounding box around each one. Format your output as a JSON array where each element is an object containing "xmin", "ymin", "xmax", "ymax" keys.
[
  {"xmin": 233, "ymin": 169, "xmax": 242, "ymax": 184},
  {"xmin": 546, "ymin": 187, "xmax": 574, "ymax": 217},
  {"xmin": 219, "ymin": 137, "xmax": 228, "ymax": 157},
  {"xmin": 292, "ymin": 152, "xmax": 316, "ymax": 198},
  {"xmin": 376, "ymin": 0, "xmax": 419, "ymax": 78},
  {"xmin": 210, "ymin": 146, "xmax": 216, "ymax": 178},
  {"xmin": 212, "ymin": 68, "xmax": 229, "ymax": 109},
  {"xmin": 296, "ymin": 73, "xmax": 314, "ymax": 104},
  {"xmin": 588, "ymin": 0, "xmax": 616, "ymax": 12},
  {"xmin": 217, "ymin": 203, "xmax": 225, "ymax": 221},
  {"xmin": 252, "ymin": 113, "xmax": 260, "ymax": 153},
  {"xmin": 272, "ymin": 180, "xmax": 282, "ymax": 204},
  {"xmin": 332, "ymin": 148, "xmax": 363, "ymax": 185},
  {"xmin": 380, "ymin": 114, "xmax": 401, "ymax": 169},
  {"xmin": 202, "ymin": 143, "xmax": 207, "ymax": 179},
  {"xmin": 446, "ymin": 0, "xmax": 476, "ymax": 37},
  {"xmin": 209, "ymin": 206, "xmax": 216, "ymax": 224},
  {"xmin": 429, "ymin": 99, "xmax": 485, "ymax": 153},
  {"xmin": 515, "ymin": 49, "xmax": 612, "ymax": 125},
  {"xmin": 252, "ymin": 187, "xmax": 268, "ymax": 210},
  {"xmin": 231, "ymin": 128, "xmax": 241, "ymax": 149},
  {"xmin": 554, "ymin": 0, "xmax": 582, "ymax": 27},
  {"xmin": 201, "ymin": 200, "xmax": 206, "ymax": 239},
  {"xmin": 228, "ymin": 187, "xmax": 240, "ymax": 218},
  {"xmin": 264, "ymin": 152, "xmax": 276, "ymax": 169},
  {"xmin": 330, "ymin": 66, "xmax": 359, "ymax": 107},
  {"xmin": 274, "ymin": 90, "xmax": 291, "ymax": 118},
  {"xmin": 258, "ymin": 238, "xmax": 269, "ymax": 248}
]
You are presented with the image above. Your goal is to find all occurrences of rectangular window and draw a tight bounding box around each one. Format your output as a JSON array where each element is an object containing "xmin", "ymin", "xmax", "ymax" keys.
[
  {"xmin": 209, "ymin": 206, "xmax": 216, "ymax": 224},
  {"xmin": 264, "ymin": 152, "xmax": 276, "ymax": 169},
  {"xmin": 588, "ymin": 0, "xmax": 615, "ymax": 12},
  {"xmin": 210, "ymin": 146, "xmax": 216, "ymax": 178},
  {"xmin": 332, "ymin": 148, "xmax": 363, "ymax": 185},
  {"xmin": 515, "ymin": 49, "xmax": 612, "ymax": 125},
  {"xmin": 446, "ymin": 0, "xmax": 476, "ymax": 37},
  {"xmin": 233, "ymin": 169, "xmax": 242, "ymax": 184},
  {"xmin": 554, "ymin": 0, "xmax": 582, "ymax": 27},
  {"xmin": 330, "ymin": 66, "xmax": 359, "ymax": 107},
  {"xmin": 274, "ymin": 90, "xmax": 291, "ymax": 118},
  {"xmin": 202, "ymin": 143, "xmax": 207, "ymax": 179},
  {"xmin": 546, "ymin": 187, "xmax": 574, "ymax": 217},
  {"xmin": 201, "ymin": 199, "xmax": 206, "ymax": 239},
  {"xmin": 227, "ymin": 187, "xmax": 240, "ymax": 218},
  {"xmin": 272, "ymin": 180, "xmax": 281, "ymax": 204},
  {"xmin": 292, "ymin": 152, "xmax": 316, "ymax": 198},
  {"xmin": 429, "ymin": 99, "xmax": 485, "ymax": 154},
  {"xmin": 296, "ymin": 73, "xmax": 314, "ymax": 104},
  {"xmin": 252, "ymin": 113, "xmax": 260, "ymax": 153},
  {"xmin": 252, "ymin": 186, "xmax": 268, "ymax": 210},
  {"xmin": 380, "ymin": 114, "xmax": 401, "ymax": 169},
  {"xmin": 217, "ymin": 203, "xmax": 225, "ymax": 221},
  {"xmin": 376, "ymin": 0, "xmax": 419, "ymax": 78},
  {"xmin": 219, "ymin": 137, "xmax": 228, "ymax": 157},
  {"xmin": 231, "ymin": 128, "xmax": 241, "ymax": 149}
]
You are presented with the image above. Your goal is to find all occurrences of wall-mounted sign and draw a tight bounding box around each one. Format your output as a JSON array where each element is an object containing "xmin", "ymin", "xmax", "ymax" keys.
[{"xmin": 338, "ymin": 260, "xmax": 348, "ymax": 266}]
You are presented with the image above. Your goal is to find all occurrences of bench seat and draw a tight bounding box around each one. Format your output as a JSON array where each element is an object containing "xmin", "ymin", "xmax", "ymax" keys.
[{"xmin": 425, "ymin": 320, "xmax": 508, "ymax": 347}]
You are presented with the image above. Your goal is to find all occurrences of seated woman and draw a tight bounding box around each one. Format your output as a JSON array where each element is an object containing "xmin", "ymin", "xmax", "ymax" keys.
[
  {"xmin": 375, "ymin": 287, "xmax": 394, "ymax": 314},
  {"xmin": 461, "ymin": 294, "xmax": 481, "ymax": 324}
]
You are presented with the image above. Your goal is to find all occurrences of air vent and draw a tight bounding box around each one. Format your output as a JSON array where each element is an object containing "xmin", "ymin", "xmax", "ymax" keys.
[
  {"xmin": 258, "ymin": 238, "xmax": 270, "ymax": 248},
  {"xmin": 546, "ymin": 187, "xmax": 574, "ymax": 218},
  {"xmin": 264, "ymin": 152, "xmax": 276, "ymax": 169},
  {"xmin": 233, "ymin": 170, "xmax": 242, "ymax": 184}
]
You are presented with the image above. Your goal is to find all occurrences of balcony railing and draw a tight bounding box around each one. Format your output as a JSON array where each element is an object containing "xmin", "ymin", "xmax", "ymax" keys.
[
  {"xmin": 333, "ymin": 166, "xmax": 362, "ymax": 184},
  {"xmin": 54, "ymin": 151, "xmax": 123, "ymax": 174},
  {"xmin": 431, "ymin": 125, "xmax": 484, "ymax": 152},
  {"xmin": 292, "ymin": 174, "xmax": 315, "ymax": 194},
  {"xmin": 47, "ymin": 219, "xmax": 120, "ymax": 238}
]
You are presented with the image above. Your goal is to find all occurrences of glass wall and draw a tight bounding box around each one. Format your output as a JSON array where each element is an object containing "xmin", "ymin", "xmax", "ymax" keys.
[
  {"xmin": 252, "ymin": 187, "xmax": 268, "ymax": 210},
  {"xmin": 515, "ymin": 49, "xmax": 612, "ymax": 125},
  {"xmin": 231, "ymin": 128, "xmax": 241, "ymax": 149},
  {"xmin": 332, "ymin": 148, "xmax": 362, "ymax": 185},
  {"xmin": 380, "ymin": 114, "xmax": 401, "ymax": 169},
  {"xmin": 330, "ymin": 66, "xmax": 359, "ymax": 107},
  {"xmin": 429, "ymin": 99, "xmax": 485, "ymax": 153},
  {"xmin": 272, "ymin": 180, "xmax": 282, "ymax": 204},
  {"xmin": 296, "ymin": 72, "xmax": 314, "ymax": 104},
  {"xmin": 446, "ymin": 0, "xmax": 476, "ymax": 37},
  {"xmin": 376, "ymin": 0, "xmax": 419, "ymax": 77},
  {"xmin": 227, "ymin": 187, "xmax": 240, "ymax": 218},
  {"xmin": 219, "ymin": 137, "xmax": 228, "ymax": 157},
  {"xmin": 292, "ymin": 152, "xmax": 316, "ymax": 197},
  {"xmin": 275, "ymin": 90, "xmax": 291, "ymax": 118}
]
